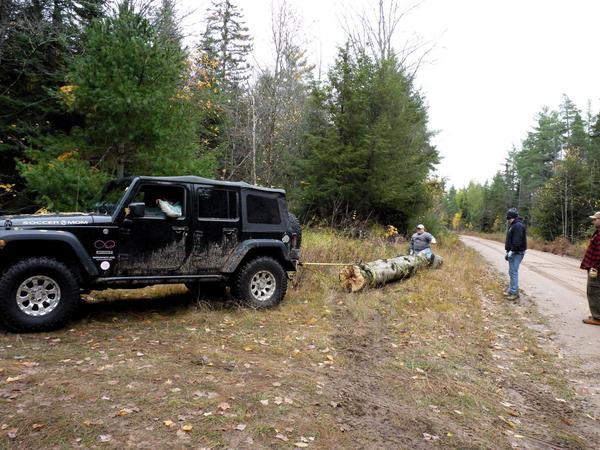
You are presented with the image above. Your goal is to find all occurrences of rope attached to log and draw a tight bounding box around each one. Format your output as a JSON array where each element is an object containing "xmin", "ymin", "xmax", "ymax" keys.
[{"xmin": 298, "ymin": 262, "xmax": 354, "ymax": 266}]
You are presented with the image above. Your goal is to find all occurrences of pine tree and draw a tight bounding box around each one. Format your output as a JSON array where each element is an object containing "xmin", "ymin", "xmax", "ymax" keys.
[
  {"xmin": 196, "ymin": 0, "xmax": 253, "ymax": 180},
  {"xmin": 0, "ymin": 0, "xmax": 106, "ymax": 213},
  {"xmin": 200, "ymin": 0, "xmax": 252, "ymax": 91},
  {"xmin": 297, "ymin": 47, "xmax": 438, "ymax": 230},
  {"xmin": 17, "ymin": 0, "xmax": 216, "ymax": 211},
  {"xmin": 68, "ymin": 0, "xmax": 206, "ymax": 177}
]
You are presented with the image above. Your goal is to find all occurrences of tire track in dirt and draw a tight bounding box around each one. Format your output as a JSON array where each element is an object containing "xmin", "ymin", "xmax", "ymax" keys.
[{"xmin": 324, "ymin": 307, "xmax": 431, "ymax": 449}]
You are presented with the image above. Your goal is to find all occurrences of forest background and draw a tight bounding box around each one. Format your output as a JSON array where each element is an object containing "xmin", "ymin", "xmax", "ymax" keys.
[{"xmin": 1, "ymin": 0, "xmax": 600, "ymax": 244}]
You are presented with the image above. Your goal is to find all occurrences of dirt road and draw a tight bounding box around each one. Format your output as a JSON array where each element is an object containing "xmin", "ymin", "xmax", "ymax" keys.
[{"xmin": 461, "ymin": 235, "xmax": 600, "ymax": 411}]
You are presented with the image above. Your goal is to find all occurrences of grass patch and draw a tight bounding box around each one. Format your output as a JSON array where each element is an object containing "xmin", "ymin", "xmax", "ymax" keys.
[
  {"xmin": 467, "ymin": 230, "xmax": 587, "ymax": 259},
  {"xmin": 0, "ymin": 228, "xmax": 597, "ymax": 448}
]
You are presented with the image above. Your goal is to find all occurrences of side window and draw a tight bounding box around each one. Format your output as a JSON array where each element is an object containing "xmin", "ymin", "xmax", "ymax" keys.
[
  {"xmin": 247, "ymin": 194, "xmax": 281, "ymax": 224},
  {"xmin": 198, "ymin": 188, "xmax": 238, "ymax": 219},
  {"xmin": 131, "ymin": 185, "xmax": 185, "ymax": 218}
]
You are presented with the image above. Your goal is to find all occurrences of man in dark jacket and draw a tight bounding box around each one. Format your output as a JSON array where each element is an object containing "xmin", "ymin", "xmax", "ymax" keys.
[
  {"xmin": 504, "ymin": 208, "xmax": 527, "ymax": 300},
  {"xmin": 580, "ymin": 211, "xmax": 600, "ymax": 325}
]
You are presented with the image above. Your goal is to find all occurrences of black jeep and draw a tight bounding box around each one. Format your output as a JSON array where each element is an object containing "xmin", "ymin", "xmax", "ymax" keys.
[{"xmin": 0, "ymin": 176, "xmax": 301, "ymax": 332}]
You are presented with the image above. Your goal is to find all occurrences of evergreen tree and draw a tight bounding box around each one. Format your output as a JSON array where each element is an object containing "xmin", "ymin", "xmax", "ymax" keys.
[
  {"xmin": 17, "ymin": 0, "xmax": 216, "ymax": 211},
  {"xmin": 0, "ymin": 0, "xmax": 106, "ymax": 212},
  {"xmin": 297, "ymin": 47, "xmax": 438, "ymax": 230},
  {"xmin": 197, "ymin": 0, "xmax": 253, "ymax": 180},
  {"xmin": 200, "ymin": 0, "xmax": 252, "ymax": 91},
  {"xmin": 515, "ymin": 108, "xmax": 563, "ymax": 222},
  {"xmin": 533, "ymin": 149, "xmax": 591, "ymax": 241},
  {"xmin": 67, "ymin": 0, "xmax": 214, "ymax": 178}
]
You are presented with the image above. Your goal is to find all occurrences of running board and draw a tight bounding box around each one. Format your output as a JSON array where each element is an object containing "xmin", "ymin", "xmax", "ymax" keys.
[{"xmin": 94, "ymin": 274, "xmax": 226, "ymax": 286}]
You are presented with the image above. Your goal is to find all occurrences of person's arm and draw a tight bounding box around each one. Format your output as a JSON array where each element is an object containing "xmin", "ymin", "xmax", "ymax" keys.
[
  {"xmin": 157, "ymin": 199, "xmax": 182, "ymax": 218},
  {"xmin": 505, "ymin": 227, "xmax": 513, "ymax": 252}
]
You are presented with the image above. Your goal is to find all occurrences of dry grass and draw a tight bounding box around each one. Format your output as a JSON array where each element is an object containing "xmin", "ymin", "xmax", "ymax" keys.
[
  {"xmin": 0, "ymin": 229, "xmax": 598, "ymax": 449},
  {"xmin": 467, "ymin": 231, "xmax": 588, "ymax": 259}
]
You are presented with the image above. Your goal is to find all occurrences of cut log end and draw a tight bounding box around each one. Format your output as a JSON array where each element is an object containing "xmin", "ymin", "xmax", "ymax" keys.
[{"xmin": 339, "ymin": 265, "xmax": 367, "ymax": 292}]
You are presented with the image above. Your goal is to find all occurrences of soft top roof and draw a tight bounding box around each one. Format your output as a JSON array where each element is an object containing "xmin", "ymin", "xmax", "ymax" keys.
[{"xmin": 124, "ymin": 176, "xmax": 285, "ymax": 195}]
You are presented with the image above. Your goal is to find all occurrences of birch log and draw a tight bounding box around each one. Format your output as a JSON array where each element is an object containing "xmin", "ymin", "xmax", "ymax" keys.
[{"xmin": 339, "ymin": 253, "xmax": 443, "ymax": 292}]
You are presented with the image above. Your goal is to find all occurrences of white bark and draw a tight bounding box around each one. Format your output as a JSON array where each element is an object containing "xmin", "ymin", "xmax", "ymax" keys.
[{"xmin": 339, "ymin": 253, "xmax": 443, "ymax": 292}]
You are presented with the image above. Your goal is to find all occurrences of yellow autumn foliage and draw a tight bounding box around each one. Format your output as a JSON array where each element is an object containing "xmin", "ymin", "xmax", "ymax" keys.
[
  {"xmin": 57, "ymin": 151, "xmax": 76, "ymax": 162},
  {"xmin": 58, "ymin": 85, "xmax": 78, "ymax": 106},
  {"xmin": 451, "ymin": 211, "xmax": 462, "ymax": 230}
]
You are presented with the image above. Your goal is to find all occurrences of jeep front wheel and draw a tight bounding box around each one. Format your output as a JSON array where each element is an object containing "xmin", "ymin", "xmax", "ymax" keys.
[
  {"xmin": 0, "ymin": 258, "xmax": 80, "ymax": 332},
  {"xmin": 233, "ymin": 257, "xmax": 287, "ymax": 308}
]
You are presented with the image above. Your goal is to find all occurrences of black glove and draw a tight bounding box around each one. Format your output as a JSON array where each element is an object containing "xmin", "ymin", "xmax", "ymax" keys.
[{"xmin": 504, "ymin": 252, "xmax": 509, "ymax": 261}]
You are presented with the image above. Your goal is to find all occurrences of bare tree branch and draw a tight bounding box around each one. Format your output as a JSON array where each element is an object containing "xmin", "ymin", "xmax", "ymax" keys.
[{"xmin": 341, "ymin": 0, "xmax": 439, "ymax": 77}]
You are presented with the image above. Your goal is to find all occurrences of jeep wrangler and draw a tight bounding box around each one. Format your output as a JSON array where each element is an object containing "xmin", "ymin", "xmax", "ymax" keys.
[{"xmin": 0, "ymin": 176, "xmax": 302, "ymax": 332}]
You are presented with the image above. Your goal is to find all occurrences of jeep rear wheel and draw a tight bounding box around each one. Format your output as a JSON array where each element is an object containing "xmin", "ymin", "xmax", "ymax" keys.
[
  {"xmin": 0, "ymin": 258, "xmax": 80, "ymax": 332},
  {"xmin": 232, "ymin": 257, "xmax": 287, "ymax": 308}
]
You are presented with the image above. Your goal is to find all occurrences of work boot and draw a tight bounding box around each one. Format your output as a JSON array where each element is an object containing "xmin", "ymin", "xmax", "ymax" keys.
[
  {"xmin": 582, "ymin": 317, "xmax": 600, "ymax": 326},
  {"xmin": 506, "ymin": 293, "xmax": 519, "ymax": 301}
]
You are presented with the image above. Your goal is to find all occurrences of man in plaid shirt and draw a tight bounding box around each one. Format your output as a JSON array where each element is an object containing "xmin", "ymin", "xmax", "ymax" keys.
[{"xmin": 580, "ymin": 211, "xmax": 600, "ymax": 325}]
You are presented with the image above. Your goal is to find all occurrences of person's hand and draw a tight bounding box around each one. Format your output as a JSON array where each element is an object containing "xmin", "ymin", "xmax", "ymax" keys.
[{"xmin": 505, "ymin": 252, "xmax": 509, "ymax": 261}]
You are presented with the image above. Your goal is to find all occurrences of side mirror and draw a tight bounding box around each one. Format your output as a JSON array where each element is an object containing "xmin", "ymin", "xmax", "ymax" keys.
[{"xmin": 129, "ymin": 202, "xmax": 146, "ymax": 218}]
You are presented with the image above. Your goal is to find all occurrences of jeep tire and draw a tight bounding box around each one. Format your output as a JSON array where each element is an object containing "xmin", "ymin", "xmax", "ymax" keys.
[
  {"xmin": 232, "ymin": 257, "xmax": 287, "ymax": 308},
  {"xmin": 0, "ymin": 257, "xmax": 80, "ymax": 332},
  {"xmin": 288, "ymin": 213, "xmax": 302, "ymax": 248}
]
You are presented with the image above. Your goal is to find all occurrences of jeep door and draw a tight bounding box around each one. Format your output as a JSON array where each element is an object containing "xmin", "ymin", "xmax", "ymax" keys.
[
  {"xmin": 190, "ymin": 186, "xmax": 239, "ymax": 271},
  {"xmin": 118, "ymin": 182, "xmax": 192, "ymax": 275}
]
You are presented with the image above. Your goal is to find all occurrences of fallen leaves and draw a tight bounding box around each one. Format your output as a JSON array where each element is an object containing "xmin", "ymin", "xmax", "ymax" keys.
[
  {"xmin": 217, "ymin": 402, "xmax": 230, "ymax": 411},
  {"xmin": 6, "ymin": 375, "xmax": 24, "ymax": 383},
  {"xmin": 115, "ymin": 407, "xmax": 140, "ymax": 417},
  {"xmin": 498, "ymin": 415, "xmax": 516, "ymax": 429},
  {"xmin": 423, "ymin": 432, "xmax": 440, "ymax": 441},
  {"xmin": 98, "ymin": 434, "xmax": 112, "ymax": 442}
]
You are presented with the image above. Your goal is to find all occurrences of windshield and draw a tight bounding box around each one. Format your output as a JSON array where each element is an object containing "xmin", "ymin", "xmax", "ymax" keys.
[{"xmin": 90, "ymin": 179, "xmax": 132, "ymax": 215}]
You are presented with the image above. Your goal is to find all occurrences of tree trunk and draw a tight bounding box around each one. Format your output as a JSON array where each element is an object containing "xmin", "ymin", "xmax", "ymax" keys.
[
  {"xmin": 117, "ymin": 142, "xmax": 125, "ymax": 178},
  {"xmin": 339, "ymin": 253, "xmax": 443, "ymax": 293}
]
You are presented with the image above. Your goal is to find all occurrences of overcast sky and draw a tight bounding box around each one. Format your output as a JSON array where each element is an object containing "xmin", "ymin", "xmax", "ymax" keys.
[{"xmin": 180, "ymin": 0, "xmax": 600, "ymax": 188}]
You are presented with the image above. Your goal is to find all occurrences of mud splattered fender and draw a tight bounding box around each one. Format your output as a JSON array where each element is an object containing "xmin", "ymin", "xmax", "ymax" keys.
[
  {"xmin": 0, "ymin": 229, "xmax": 99, "ymax": 276},
  {"xmin": 221, "ymin": 239, "xmax": 295, "ymax": 273}
]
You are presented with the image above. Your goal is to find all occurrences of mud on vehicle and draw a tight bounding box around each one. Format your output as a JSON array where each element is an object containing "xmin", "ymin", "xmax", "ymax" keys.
[{"xmin": 0, "ymin": 176, "xmax": 302, "ymax": 332}]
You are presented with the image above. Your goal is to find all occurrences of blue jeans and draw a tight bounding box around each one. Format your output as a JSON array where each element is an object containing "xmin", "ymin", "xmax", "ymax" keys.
[
  {"xmin": 508, "ymin": 251, "xmax": 524, "ymax": 295},
  {"xmin": 417, "ymin": 248, "xmax": 432, "ymax": 258}
]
